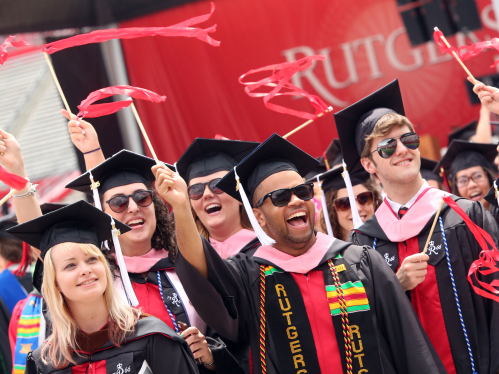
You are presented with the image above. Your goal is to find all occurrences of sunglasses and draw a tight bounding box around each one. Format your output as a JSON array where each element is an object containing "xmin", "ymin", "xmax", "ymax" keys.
[
  {"xmin": 371, "ymin": 132, "xmax": 420, "ymax": 159},
  {"xmin": 188, "ymin": 178, "xmax": 223, "ymax": 200},
  {"xmin": 106, "ymin": 190, "xmax": 154, "ymax": 213},
  {"xmin": 256, "ymin": 183, "xmax": 314, "ymax": 207},
  {"xmin": 334, "ymin": 191, "xmax": 374, "ymax": 212}
]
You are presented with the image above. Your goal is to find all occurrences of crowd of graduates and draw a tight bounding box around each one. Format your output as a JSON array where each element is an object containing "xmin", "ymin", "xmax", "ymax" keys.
[{"xmin": 0, "ymin": 77, "xmax": 499, "ymax": 374}]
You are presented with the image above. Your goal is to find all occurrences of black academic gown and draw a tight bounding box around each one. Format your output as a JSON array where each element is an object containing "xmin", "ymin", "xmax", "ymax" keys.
[
  {"xmin": 488, "ymin": 204, "xmax": 499, "ymax": 227},
  {"xmin": 0, "ymin": 297, "xmax": 11, "ymax": 374},
  {"xmin": 350, "ymin": 195, "xmax": 499, "ymax": 374},
  {"xmin": 25, "ymin": 316, "xmax": 199, "ymax": 374},
  {"xmin": 175, "ymin": 235, "xmax": 446, "ymax": 374}
]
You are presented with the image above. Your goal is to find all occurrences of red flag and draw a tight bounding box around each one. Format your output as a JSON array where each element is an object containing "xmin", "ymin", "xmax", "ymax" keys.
[
  {"xmin": 239, "ymin": 55, "xmax": 330, "ymax": 120},
  {"xmin": 442, "ymin": 196, "xmax": 499, "ymax": 302},
  {"xmin": 77, "ymin": 85, "xmax": 166, "ymax": 119},
  {"xmin": 433, "ymin": 29, "xmax": 499, "ymax": 68},
  {"xmin": 43, "ymin": 3, "xmax": 219, "ymax": 54},
  {"xmin": 0, "ymin": 165, "xmax": 28, "ymax": 190},
  {"xmin": 0, "ymin": 35, "xmax": 29, "ymax": 65}
]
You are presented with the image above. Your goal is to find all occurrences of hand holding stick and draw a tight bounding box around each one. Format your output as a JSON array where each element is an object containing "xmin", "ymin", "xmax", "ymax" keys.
[{"xmin": 423, "ymin": 198, "xmax": 445, "ymax": 255}]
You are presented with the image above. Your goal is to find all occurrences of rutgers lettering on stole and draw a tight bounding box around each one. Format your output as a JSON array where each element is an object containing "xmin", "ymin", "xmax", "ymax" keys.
[
  {"xmin": 350, "ymin": 325, "xmax": 368, "ymax": 373},
  {"xmin": 276, "ymin": 284, "xmax": 307, "ymax": 374}
]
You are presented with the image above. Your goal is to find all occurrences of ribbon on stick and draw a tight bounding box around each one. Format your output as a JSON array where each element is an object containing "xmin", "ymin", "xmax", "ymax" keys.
[
  {"xmin": 239, "ymin": 55, "xmax": 330, "ymax": 120},
  {"xmin": 43, "ymin": 3, "xmax": 219, "ymax": 54},
  {"xmin": 0, "ymin": 35, "xmax": 29, "ymax": 65},
  {"xmin": 0, "ymin": 165, "xmax": 28, "ymax": 191}
]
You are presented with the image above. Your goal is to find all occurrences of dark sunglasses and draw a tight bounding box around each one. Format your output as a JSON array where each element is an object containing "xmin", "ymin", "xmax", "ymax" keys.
[
  {"xmin": 334, "ymin": 191, "xmax": 374, "ymax": 212},
  {"xmin": 106, "ymin": 190, "xmax": 153, "ymax": 213},
  {"xmin": 188, "ymin": 178, "xmax": 223, "ymax": 200},
  {"xmin": 256, "ymin": 183, "xmax": 314, "ymax": 207},
  {"xmin": 371, "ymin": 132, "xmax": 420, "ymax": 159}
]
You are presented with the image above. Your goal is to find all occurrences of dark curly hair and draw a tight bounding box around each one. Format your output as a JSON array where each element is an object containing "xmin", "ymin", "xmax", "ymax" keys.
[
  {"xmin": 319, "ymin": 178, "xmax": 382, "ymax": 240},
  {"xmin": 101, "ymin": 183, "xmax": 177, "ymax": 262}
]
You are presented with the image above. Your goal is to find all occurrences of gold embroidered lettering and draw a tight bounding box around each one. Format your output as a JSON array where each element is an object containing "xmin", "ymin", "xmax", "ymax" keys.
[
  {"xmin": 287, "ymin": 326, "xmax": 298, "ymax": 340},
  {"xmin": 290, "ymin": 340, "xmax": 301, "ymax": 354},
  {"xmin": 350, "ymin": 325, "xmax": 361, "ymax": 339},
  {"xmin": 282, "ymin": 311, "xmax": 293, "ymax": 325},
  {"xmin": 358, "ymin": 370, "xmax": 368, "ymax": 373},
  {"xmin": 275, "ymin": 284, "xmax": 287, "ymax": 297},
  {"xmin": 352, "ymin": 339, "xmax": 363, "ymax": 353},
  {"xmin": 293, "ymin": 354, "xmax": 305, "ymax": 369},
  {"xmin": 279, "ymin": 297, "xmax": 291, "ymax": 311},
  {"xmin": 297, "ymin": 370, "xmax": 307, "ymax": 374},
  {"xmin": 354, "ymin": 353, "xmax": 365, "ymax": 368}
]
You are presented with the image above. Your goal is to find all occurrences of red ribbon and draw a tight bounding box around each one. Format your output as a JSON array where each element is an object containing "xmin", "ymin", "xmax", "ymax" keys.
[
  {"xmin": 239, "ymin": 55, "xmax": 330, "ymax": 120},
  {"xmin": 0, "ymin": 35, "xmax": 29, "ymax": 65},
  {"xmin": 43, "ymin": 3, "xmax": 219, "ymax": 54},
  {"xmin": 433, "ymin": 29, "xmax": 499, "ymax": 69},
  {"xmin": 443, "ymin": 196, "xmax": 499, "ymax": 302},
  {"xmin": 0, "ymin": 165, "xmax": 28, "ymax": 191},
  {"xmin": 77, "ymin": 85, "xmax": 166, "ymax": 119},
  {"xmin": 214, "ymin": 134, "xmax": 231, "ymax": 140}
]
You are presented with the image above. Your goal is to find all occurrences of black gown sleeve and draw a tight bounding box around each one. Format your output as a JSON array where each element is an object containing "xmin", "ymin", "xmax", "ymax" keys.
[
  {"xmin": 147, "ymin": 334, "xmax": 199, "ymax": 374},
  {"xmin": 175, "ymin": 236, "xmax": 249, "ymax": 342},
  {"xmin": 24, "ymin": 352, "xmax": 38, "ymax": 374},
  {"xmin": 357, "ymin": 246, "xmax": 447, "ymax": 374}
]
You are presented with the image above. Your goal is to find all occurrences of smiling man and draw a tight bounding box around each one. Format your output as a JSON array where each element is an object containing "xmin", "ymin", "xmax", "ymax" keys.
[
  {"xmin": 338, "ymin": 80, "xmax": 499, "ymax": 374},
  {"xmin": 155, "ymin": 133, "xmax": 446, "ymax": 374}
]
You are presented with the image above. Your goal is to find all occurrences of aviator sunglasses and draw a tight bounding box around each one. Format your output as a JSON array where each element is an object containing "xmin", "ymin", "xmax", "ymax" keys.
[
  {"xmin": 334, "ymin": 191, "xmax": 374, "ymax": 212},
  {"xmin": 106, "ymin": 190, "xmax": 154, "ymax": 213},
  {"xmin": 188, "ymin": 178, "xmax": 223, "ymax": 200},
  {"xmin": 256, "ymin": 183, "xmax": 314, "ymax": 207},
  {"xmin": 371, "ymin": 132, "xmax": 420, "ymax": 159}
]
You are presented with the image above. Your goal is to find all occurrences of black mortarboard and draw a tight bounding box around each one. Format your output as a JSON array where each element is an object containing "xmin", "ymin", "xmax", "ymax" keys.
[
  {"xmin": 485, "ymin": 177, "xmax": 499, "ymax": 207},
  {"xmin": 7, "ymin": 200, "xmax": 130, "ymax": 292},
  {"xmin": 315, "ymin": 166, "xmax": 371, "ymax": 193},
  {"xmin": 420, "ymin": 158, "xmax": 443, "ymax": 183},
  {"xmin": 319, "ymin": 139, "xmax": 343, "ymax": 169},
  {"xmin": 433, "ymin": 140, "xmax": 497, "ymax": 178},
  {"xmin": 216, "ymin": 134, "xmax": 319, "ymax": 206},
  {"xmin": 447, "ymin": 121, "xmax": 477, "ymax": 146},
  {"xmin": 304, "ymin": 165, "xmax": 327, "ymax": 181},
  {"xmin": 175, "ymin": 138, "xmax": 259, "ymax": 183},
  {"xmin": 65, "ymin": 150, "xmax": 174, "ymax": 195},
  {"xmin": 335, "ymin": 80, "xmax": 405, "ymax": 173}
]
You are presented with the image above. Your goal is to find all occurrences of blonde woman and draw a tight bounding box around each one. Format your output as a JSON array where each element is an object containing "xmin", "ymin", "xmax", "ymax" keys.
[{"xmin": 7, "ymin": 201, "xmax": 198, "ymax": 373}]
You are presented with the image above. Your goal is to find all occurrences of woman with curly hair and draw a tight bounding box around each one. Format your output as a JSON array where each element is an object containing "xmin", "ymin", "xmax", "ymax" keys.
[
  {"xmin": 7, "ymin": 201, "xmax": 198, "ymax": 374},
  {"xmin": 318, "ymin": 166, "xmax": 382, "ymax": 241}
]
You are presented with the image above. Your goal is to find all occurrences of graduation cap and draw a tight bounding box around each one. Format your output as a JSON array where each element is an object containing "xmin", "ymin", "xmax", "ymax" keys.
[
  {"xmin": 447, "ymin": 121, "xmax": 477, "ymax": 146},
  {"xmin": 420, "ymin": 158, "xmax": 443, "ymax": 183},
  {"xmin": 175, "ymin": 138, "xmax": 259, "ymax": 184},
  {"xmin": 484, "ymin": 177, "xmax": 499, "ymax": 207},
  {"xmin": 216, "ymin": 133, "xmax": 318, "ymax": 245},
  {"xmin": 7, "ymin": 201, "xmax": 134, "ymax": 301},
  {"xmin": 319, "ymin": 139, "xmax": 343, "ymax": 169},
  {"xmin": 335, "ymin": 80, "xmax": 405, "ymax": 173},
  {"xmin": 433, "ymin": 140, "xmax": 497, "ymax": 179}
]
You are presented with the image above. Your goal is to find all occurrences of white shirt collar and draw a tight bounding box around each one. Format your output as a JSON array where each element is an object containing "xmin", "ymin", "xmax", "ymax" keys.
[{"xmin": 385, "ymin": 180, "xmax": 430, "ymax": 214}]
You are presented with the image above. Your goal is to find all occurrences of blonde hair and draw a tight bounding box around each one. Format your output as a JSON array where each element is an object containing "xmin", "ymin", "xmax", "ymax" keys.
[
  {"xmin": 361, "ymin": 113, "xmax": 415, "ymax": 160},
  {"xmin": 41, "ymin": 243, "xmax": 141, "ymax": 369}
]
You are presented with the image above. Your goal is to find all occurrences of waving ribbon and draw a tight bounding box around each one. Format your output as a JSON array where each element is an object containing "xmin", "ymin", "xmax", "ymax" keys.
[
  {"xmin": 239, "ymin": 55, "xmax": 330, "ymax": 120},
  {"xmin": 43, "ymin": 2, "xmax": 219, "ymax": 54},
  {"xmin": 433, "ymin": 29, "xmax": 499, "ymax": 69},
  {"xmin": 77, "ymin": 85, "xmax": 166, "ymax": 119},
  {"xmin": 0, "ymin": 35, "xmax": 29, "ymax": 65},
  {"xmin": 442, "ymin": 196, "xmax": 499, "ymax": 302},
  {"xmin": 0, "ymin": 165, "xmax": 28, "ymax": 191}
]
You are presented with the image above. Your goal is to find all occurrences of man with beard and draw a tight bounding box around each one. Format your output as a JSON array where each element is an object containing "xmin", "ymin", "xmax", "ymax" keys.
[
  {"xmin": 153, "ymin": 133, "xmax": 445, "ymax": 374},
  {"xmin": 338, "ymin": 80, "xmax": 499, "ymax": 374}
]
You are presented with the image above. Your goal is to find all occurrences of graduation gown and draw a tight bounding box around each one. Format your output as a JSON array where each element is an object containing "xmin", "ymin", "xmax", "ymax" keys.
[
  {"xmin": 350, "ymin": 187, "xmax": 499, "ymax": 374},
  {"xmin": 209, "ymin": 229, "xmax": 258, "ymax": 259},
  {"xmin": 25, "ymin": 316, "xmax": 198, "ymax": 374},
  {"xmin": 175, "ymin": 232, "xmax": 446, "ymax": 374},
  {"xmin": 0, "ymin": 297, "xmax": 11, "ymax": 374},
  {"xmin": 488, "ymin": 204, "xmax": 499, "ymax": 227}
]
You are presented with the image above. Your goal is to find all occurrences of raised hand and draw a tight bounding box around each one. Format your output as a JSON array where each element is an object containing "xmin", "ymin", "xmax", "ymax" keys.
[
  {"xmin": 61, "ymin": 109, "xmax": 101, "ymax": 154},
  {"xmin": 395, "ymin": 253, "xmax": 429, "ymax": 291},
  {"xmin": 469, "ymin": 78, "xmax": 499, "ymax": 115},
  {"xmin": 152, "ymin": 164, "xmax": 189, "ymax": 210},
  {"xmin": 0, "ymin": 129, "xmax": 26, "ymax": 178}
]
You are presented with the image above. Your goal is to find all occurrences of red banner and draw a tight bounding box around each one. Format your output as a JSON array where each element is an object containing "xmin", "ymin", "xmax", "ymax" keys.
[{"xmin": 120, "ymin": 0, "xmax": 499, "ymax": 163}]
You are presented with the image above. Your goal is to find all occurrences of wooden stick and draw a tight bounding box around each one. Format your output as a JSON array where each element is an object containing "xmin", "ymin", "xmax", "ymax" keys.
[
  {"xmin": 422, "ymin": 198, "xmax": 445, "ymax": 255},
  {"xmin": 43, "ymin": 52, "xmax": 72, "ymax": 114},
  {"xmin": 130, "ymin": 102, "xmax": 161, "ymax": 165},
  {"xmin": 283, "ymin": 106, "xmax": 333, "ymax": 139},
  {"xmin": 434, "ymin": 27, "xmax": 477, "ymax": 85},
  {"xmin": 0, "ymin": 189, "xmax": 15, "ymax": 207}
]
